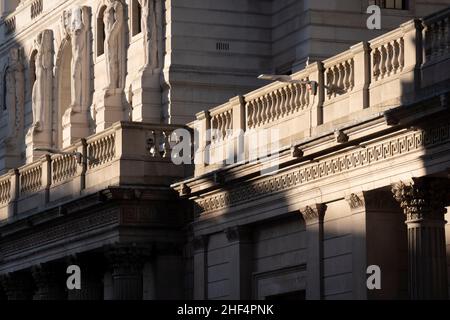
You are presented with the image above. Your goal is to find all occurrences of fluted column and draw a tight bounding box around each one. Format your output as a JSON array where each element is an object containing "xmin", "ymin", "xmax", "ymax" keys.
[
  {"xmin": 225, "ymin": 226, "xmax": 252, "ymax": 299},
  {"xmin": 193, "ymin": 235, "xmax": 209, "ymax": 300},
  {"xmin": 106, "ymin": 245, "xmax": 151, "ymax": 300},
  {"xmin": 392, "ymin": 177, "xmax": 449, "ymax": 300},
  {"xmin": 32, "ymin": 264, "xmax": 66, "ymax": 300},
  {"xmin": 300, "ymin": 204, "xmax": 326, "ymax": 300},
  {"xmin": 0, "ymin": 272, "xmax": 33, "ymax": 300},
  {"xmin": 66, "ymin": 255, "xmax": 104, "ymax": 300}
]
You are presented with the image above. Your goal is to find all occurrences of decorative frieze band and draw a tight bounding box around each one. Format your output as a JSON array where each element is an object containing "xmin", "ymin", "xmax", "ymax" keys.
[{"xmin": 194, "ymin": 122, "xmax": 450, "ymax": 215}]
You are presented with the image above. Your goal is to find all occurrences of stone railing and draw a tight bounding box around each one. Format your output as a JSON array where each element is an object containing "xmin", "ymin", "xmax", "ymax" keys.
[
  {"xmin": 52, "ymin": 146, "xmax": 80, "ymax": 184},
  {"xmin": 0, "ymin": 175, "xmax": 11, "ymax": 205},
  {"xmin": 192, "ymin": 7, "xmax": 450, "ymax": 176},
  {"xmin": 421, "ymin": 7, "xmax": 450, "ymax": 89},
  {"xmin": 87, "ymin": 131, "xmax": 116, "ymax": 169},
  {"xmin": 19, "ymin": 161, "xmax": 43, "ymax": 195},
  {"xmin": 0, "ymin": 122, "xmax": 191, "ymax": 222},
  {"xmin": 371, "ymin": 36, "xmax": 404, "ymax": 82},
  {"xmin": 324, "ymin": 50, "xmax": 355, "ymax": 101},
  {"xmin": 423, "ymin": 7, "xmax": 450, "ymax": 62},
  {"xmin": 245, "ymin": 73, "xmax": 311, "ymax": 130},
  {"xmin": 210, "ymin": 103, "xmax": 233, "ymax": 143},
  {"xmin": 146, "ymin": 126, "xmax": 180, "ymax": 158},
  {"xmin": 0, "ymin": 0, "xmax": 52, "ymax": 40}
]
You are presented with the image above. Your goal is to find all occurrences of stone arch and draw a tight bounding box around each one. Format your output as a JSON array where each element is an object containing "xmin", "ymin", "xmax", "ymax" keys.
[
  {"xmin": 28, "ymin": 49, "xmax": 38, "ymax": 104},
  {"xmin": 96, "ymin": 2, "xmax": 107, "ymax": 57}
]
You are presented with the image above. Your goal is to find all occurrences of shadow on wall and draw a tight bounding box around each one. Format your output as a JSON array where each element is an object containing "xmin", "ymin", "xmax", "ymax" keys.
[{"xmin": 182, "ymin": 12, "xmax": 450, "ymax": 301}]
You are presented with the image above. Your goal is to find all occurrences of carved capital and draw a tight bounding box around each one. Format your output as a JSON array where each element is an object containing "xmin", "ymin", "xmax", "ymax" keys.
[
  {"xmin": 105, "ymin": 243, "xmax": 152, "ymax": 275},
  {"xmin": 300, "ymin": 204, "xmax": 326, "ymax": 222},
  {"xmin": 224, "ymin": 226, "xmax": 251, "ymax": 243},
  {"xmin": 346, "ymin": 193, "xmax": 365, "ymax": 210},
  {"xmin": 392, "ymin": 177, "xmax": 449, "ymax": 221},
  {"xmin": 193, "ymin": 235, "xmax": 209, "ymax": 251},
  {"xmin": 0, "ymin": 272, "xmax": 33, "ymax": 300}
]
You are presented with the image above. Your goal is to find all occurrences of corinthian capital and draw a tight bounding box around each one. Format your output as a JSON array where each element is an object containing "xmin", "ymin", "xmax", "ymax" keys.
[
  {"xmin": 300, "ymin": 203, "xmax": 327, "ymax": 223},
  {"xmin": 392, "ymin": 177, "xmax": 449, "ymax": 221}
]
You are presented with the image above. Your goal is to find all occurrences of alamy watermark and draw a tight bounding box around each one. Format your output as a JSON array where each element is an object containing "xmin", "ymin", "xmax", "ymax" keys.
[
  {"xmin": 367, "ymin": 5, "xmax": 381, "ymax": 30},
  {"xmin": 66, "ymin": 265, "xmax": 81, "ymax": 290},
  {"xmin": 170, "ymin": 128, "xmax": 281, "ymax": 175}
]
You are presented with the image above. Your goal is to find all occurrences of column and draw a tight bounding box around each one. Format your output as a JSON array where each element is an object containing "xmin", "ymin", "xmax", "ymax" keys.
[
  {"xmin": 66, "ymin": 255, "xmax": 104, "ymax": 300},
  {"xmin": 32, "ymin": 263, "xmax": 67, "ymax": 300},
  {"xmin": 193, "ymin": 235, "xmax": 209, "ymax": 300},
  {"xmin": 300, "ymin": 204, "xmax": 326, "ymax": 300},
  {"xmin": 106, "ymin": 245, "xmax": 151, "ymax": 300},
  {"xmin": 0, "ymin": 271, "xmax": 34, "ymax": 300},
  {"xmin": 392, "ymin": 177, "xmax": 449, "ymax": 300},
  {"xmin": 346, "ymin": 192, "xmax": 369, "ymax": 300},
  {"xmin": 224, "ymin": 226, "xmax": 252, "ymax": 300}
]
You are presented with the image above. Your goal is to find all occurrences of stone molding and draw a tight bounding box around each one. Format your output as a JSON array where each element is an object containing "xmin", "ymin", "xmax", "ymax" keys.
[{"xmin": 194, "ymin": 121, "xmax": 450, "ymax": 215}]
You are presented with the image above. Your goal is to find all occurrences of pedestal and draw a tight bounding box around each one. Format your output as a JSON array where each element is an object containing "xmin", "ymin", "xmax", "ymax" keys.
[
  {"xmin": 62, "ymin": 106, "xmax": 91, "ymax": 149},
  {"xmin": 131, "ymin": 68, "xmax": 162, "ymax": 123},
  {"xmin": 95, "ymin": 89, "xmax": 126, "ymax": 132},
  {"xmin": 25, "ymin": 127, "xmax": 52, "ymax": 163}
]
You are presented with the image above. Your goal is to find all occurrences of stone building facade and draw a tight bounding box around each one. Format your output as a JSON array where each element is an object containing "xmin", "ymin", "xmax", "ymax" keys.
[{"xmin": 0, "ymin": 0, "xmax": 449, "ymax": 300}]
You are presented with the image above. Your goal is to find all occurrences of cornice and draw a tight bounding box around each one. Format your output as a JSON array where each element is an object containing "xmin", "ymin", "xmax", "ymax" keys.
[
  {"xmin": 175, "ymin": 93, "xmax": 450, "ymax": 199},
  {"xmin": 192, "ymin": 118, "xmax": 450, "ymax": 215}
]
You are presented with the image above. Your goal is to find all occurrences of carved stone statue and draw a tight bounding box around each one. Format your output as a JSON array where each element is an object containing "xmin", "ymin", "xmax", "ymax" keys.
[
  {"xmin": 68, "ymin": 6, "xmax": 89, "ymax": 111},
  {"xmin": 139, "ymin": 0, "xmax": 159, "ymax": 69},
  {"xmin": 4, "ymin": 48, "xmax": 24, "ymax": 143},
  {"xmin": 31, "ymin": 30, "xmax": 53, "ymax": 132},
  {"xmin": 104, "ymin": 0, "xmax": 124, "ymax": 89}
]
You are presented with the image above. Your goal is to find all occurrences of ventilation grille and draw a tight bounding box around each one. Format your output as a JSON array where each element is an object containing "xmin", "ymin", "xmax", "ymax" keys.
[{"xmin": 216, "ymin": 42, "xmax": 230, "ymax": 51}]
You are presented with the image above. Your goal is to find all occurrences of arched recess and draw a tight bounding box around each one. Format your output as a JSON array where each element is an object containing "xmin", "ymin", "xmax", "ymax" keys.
[
  {"xmin": 28, "ymin": 49, "xmax": 37, "ymax": 106},
  {"xmin": 96, "ymin": 5, "xmax": 107, "ymax": 57},
  {"xmin": 54, "ymin": 37, "xmax": 72, "ymax": 148},
  {"xmin": 1, "ymin": 67, "xmax": 8, "ymax": 112}
]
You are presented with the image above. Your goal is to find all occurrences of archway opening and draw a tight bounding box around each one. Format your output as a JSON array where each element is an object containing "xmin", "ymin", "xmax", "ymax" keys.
[{"xmin": 97, "ymin": 6, "xmax": 107, "ymax": 56}]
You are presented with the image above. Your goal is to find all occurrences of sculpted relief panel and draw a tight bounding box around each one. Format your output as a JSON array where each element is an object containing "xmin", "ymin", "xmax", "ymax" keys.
[
  {"xmin": 104, "ymin": 0, "xmax": 124, "ymax": 90},
  {"xmin": 6, "ymin": 0, "xmax": 164, "ymax": 164},
  {"xmin": 61, "ymin": 6, "xmax": 90, "ymax": 113},
  {"xmin": 139, "ymin": 0, "xmax": 163, "ymax": 70},
  {"xmin": 30, "ymin": 30, "xmax": 53, "ymax": 135},
  {"xmin": 4, "ymin": 48, "xmax": 24, "ymax": 145}
]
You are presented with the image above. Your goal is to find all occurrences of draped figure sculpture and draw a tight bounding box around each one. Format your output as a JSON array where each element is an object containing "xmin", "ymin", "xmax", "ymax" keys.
[
  {"xmin": 4, "ymin": 48, "xmax": 24, "ymax": 143},
  {"xmin": 68, "ymin": 6, "xmax": 89, "ymax": 111},
  {"xmin": 139, "ymin": 0, "xmax": 160, "ymax": 70},
  {"xmin": 31, "ymin": 30, "xmax": 53, "ymax": 132},
  {"xmin": 104, "ymin": 0, "xmax": 123, "ymax": 89}
]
